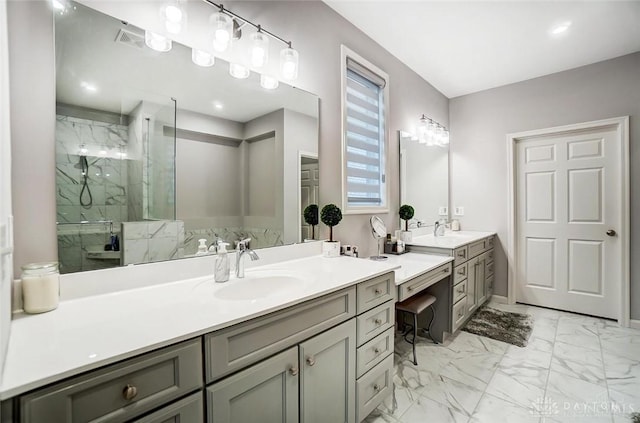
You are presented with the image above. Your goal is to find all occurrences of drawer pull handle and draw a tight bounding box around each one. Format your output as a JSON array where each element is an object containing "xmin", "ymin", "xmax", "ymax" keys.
[
  {"xmin": 374, "ymin": 318, "xmax": 383, "ymax": 326},
  {"xmin": 442, "ymin": 268, "xmax": 449, "ymax": 273},
  {"xmin": 289, "ymin": 366, "xmax": 299, "ymax": 376},
  {"xmin": 456, "ymin": 288, "xmax": 464, "ymax": 294},
  {"xmin": 457, "ymin": 269, "xmax": 465, "ymax": 275},
  {"xmin": 122, "ymin": 384, "xmax": 138, "ymax": 401},
  {"xmin": 374, "ymin": 288, "xmax": 382, "ymax": 295},
  {"xmin": 306, "ymin": 356, "xmax": 316, "ymax": 366},
  {"xmin": 457, "ymin": 251, "xmax": 465, "ymax": 258},
  {"xmin": 373, "ymin": 384, "xmax": 381, "ymax": 392},
  {"xmin": 373, "ymin": 347, "xmax": 381, "ymax": 354}
]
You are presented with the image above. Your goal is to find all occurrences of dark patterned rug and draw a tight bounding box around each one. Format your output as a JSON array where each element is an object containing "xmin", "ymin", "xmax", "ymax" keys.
[{"xmin": 462, "ymin": 306, "xmax": 533, "ymax": 347}]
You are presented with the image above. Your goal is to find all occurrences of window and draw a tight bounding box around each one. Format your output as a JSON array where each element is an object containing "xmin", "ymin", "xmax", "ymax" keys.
[{"xmin": 341, "ymin": 46, "xmax": 389, "ymax": 213}]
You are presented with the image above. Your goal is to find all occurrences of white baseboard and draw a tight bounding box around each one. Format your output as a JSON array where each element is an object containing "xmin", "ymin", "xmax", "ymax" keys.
[
  {"xmin": 490, "ymin": 295, "xmax": 508, "ymax": 304},
  {"xmin": 630, "ymin": 319, "xmax": 640, "ymax": 330}
]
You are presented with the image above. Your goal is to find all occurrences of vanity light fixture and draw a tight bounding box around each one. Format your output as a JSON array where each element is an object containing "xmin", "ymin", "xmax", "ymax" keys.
[
  {"xmin": 161, "ymin": 0, "xmax": 186, "ymax": 35},
  {"xmin": 192, "ymin": 48, "xmax": 215, "ymax": 67},
  {"xmin": 79, "ymin": 143, "xmax": 88, "ymax": 155},
  {"xmin": 203, "ymin": 0, "xmax": 300, "ymax": 81},
  {"xmin": 145, "ymin": 30, "xmax": 172, "ymax": 52},
  {"xmin": 229, "ymin": 63, "xmax": 250, "ymax": 79},
  {"xmin": 260, "ymin": 74, "xmax": 279, "ymax": 90},
  {"xmin": 416, "ymin": 115, "xmax": 449, "ymax": 147}
]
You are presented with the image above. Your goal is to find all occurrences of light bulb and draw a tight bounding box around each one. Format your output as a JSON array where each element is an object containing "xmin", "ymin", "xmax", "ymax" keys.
[
  {"xmin": 145, "ymin": 30, "xmax": 172, "ymax": 52},
  {"xmin": 192, "ymin": 49, "xmax": 215, "ymax": 67},
  {"xmin": 52, "ymin": 0, "xmax": 65, "ymax": 11},
  {"xmin": 280, "ymin": 47, "xmax": 299, "ymax": 81},
  {"xmin": 79, "ymin": 144, "xmax": 88, "ymax": 155},
  {"xmin": 162, "ymin": 1, "xmax": 185, "ymax": 34},
  {"xmin": 426, "ymin": 120, "xmax": 437, "ymax": 146},
  {"xmin": 211, "ymin": 12, "xmax": 232, "ymax": 52},
  {"xmin": 260, "ymin": 74, "xmax": 279, "ymax": 90},
  {"xmin": 229, "ymin": 63, "xmax": 250, "ymax": 79},
  {"xmin": 417, "ymin": 115, "xmax": 428, "ymax": 144},
  {"xmin": 442, "ymin": 129, "xmax": 450, "ymax": 145},
  {"xmin": 250, "ymin": 31, "xmax": 269, "ymax": 68}
]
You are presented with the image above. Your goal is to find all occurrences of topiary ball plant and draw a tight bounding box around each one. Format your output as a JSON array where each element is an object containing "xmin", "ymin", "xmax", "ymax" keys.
[
  {"xmin": 399, "ymin": 204, "xmax": 415, "ymax": 231},
  {"xmin": 303, "ymin": 204, "xmax": 319, "ymax": 239},
  {"xmin": 320, "ymin": 204, "xmax": 343, "ymax": 242}
]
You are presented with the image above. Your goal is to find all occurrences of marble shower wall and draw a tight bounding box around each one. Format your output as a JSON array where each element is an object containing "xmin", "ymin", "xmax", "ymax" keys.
[
  {"xmin": 122, "ymin": 220, "xmax": 184, "ymax": 265},
  {"xmin": 55, "ymin": 114, "xmax": 130, "ymax": 272}
]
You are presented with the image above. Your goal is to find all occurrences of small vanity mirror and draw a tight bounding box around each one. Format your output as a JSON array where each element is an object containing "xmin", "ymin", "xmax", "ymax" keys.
[
  {"xmin": 369, "ymin": 216, "xmax": 387, "ymax": 261},
  {"xmin": 399, "ymin": 130, "xmax": 449, "ymax": 227},
  {"xmin": 54, "ymin": 2, "xmax": 319, "ymax": 273}
]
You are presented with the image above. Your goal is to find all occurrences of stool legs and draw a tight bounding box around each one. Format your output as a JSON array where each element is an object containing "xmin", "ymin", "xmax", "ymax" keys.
[{"xmin": 411, "ymin": 312, "xmax": 418, "ymax": 365}]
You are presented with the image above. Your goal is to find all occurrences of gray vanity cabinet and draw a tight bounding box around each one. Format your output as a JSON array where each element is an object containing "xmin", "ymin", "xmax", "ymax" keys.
[
  {"xmin": 207, "ymin": 319, "xmax": 356, "ymax": 423},
  {"xmin": 206, "ymin": 347, "xmax": 299, "ymax": 423}
]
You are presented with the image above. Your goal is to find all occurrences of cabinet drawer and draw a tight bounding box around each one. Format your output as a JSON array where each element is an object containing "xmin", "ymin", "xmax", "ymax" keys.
[
  {"xmin": 356, "ymin": 327, "xmax": 394, "ymax": 379},
  {"xmin": 356, "ymin": 354, "xmax": 393, "ymax": 423},
  {"xmin": 453, "ymin": 246, "xmax": 468, "ymax": 265},
  {"xmin": 20, "ymin": 339, "xmax": 202, "ymax": 423},
  {"xmin": 453, "ymin": 279, "xmax": 467, "ymax": 304},
  {"xmin": 453, "ymin": 263, "xmax": 467, "ymax": 285},
  {"xmin": 486, "ymin": 249, "xmax": 494, "ymax": 263},
  {"xmin": 452, "ymin": 297, "xmax": 467, "ymax": 332},
  {"xmin": 357, "ymin": 272, "xmax": 395, "ymax": 314},
  {"xmin": 205, "ymin": 287, "xmax": 355, "ymax": 382},
  {"xmin": 468, "ymin": 239, "xmax": 487, "ymax": 259},
  {"xmin": 133, "ymin": 391, "xmax": 203, "ymax": 423},
  {"xmin": 487, "ymin": 236, "xmax": 495, "ymax": 249},
  {"xmin": 356, "ymin": 301, "xmax": 394, "ymax": 346},
  {"xmin": 486, "ymin": 260, "xmax": 495, "ymax": 277},
  {"xmin": 398, "ymin": 263, "xmax": 451, "ymax": 302}
]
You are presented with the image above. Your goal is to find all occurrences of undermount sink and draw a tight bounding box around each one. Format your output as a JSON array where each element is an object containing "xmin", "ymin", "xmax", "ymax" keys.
[{"xmin": 207, "ymin": 270, "xmax": 313, "ymax": 301}]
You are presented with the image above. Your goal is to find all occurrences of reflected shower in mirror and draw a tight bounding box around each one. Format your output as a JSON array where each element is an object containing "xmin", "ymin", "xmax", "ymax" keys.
[
  {"xmin": 54, "ymin": 1, "xmax": 319, "ymax": 273},
  {"xmin": 399, "ymin": 130, "xmax": 449, "ymax": 228}
]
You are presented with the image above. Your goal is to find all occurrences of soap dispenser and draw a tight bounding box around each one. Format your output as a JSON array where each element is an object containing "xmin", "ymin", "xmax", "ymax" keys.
[
  {"xmin": 195, "ymin": 238, "xmax": 208, "ymax": 256},
  {"xmin": 214, "ymin": 242, "xmax": 230, "ymax": 283}
]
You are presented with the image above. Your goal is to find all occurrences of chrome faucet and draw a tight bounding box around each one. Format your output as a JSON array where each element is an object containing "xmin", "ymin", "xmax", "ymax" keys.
[
  {"xmin": 434, "ymin": 220, "xmax": 446, "ymax": 237},
  {"xmin": 236, "ymin": 238, "xmax": 259, "ymax": 278}
]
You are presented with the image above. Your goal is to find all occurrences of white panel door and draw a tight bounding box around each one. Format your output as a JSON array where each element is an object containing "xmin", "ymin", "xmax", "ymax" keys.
[{"xmin": 516, "ymin": 128, "xmax": 621, "ymax": 319}]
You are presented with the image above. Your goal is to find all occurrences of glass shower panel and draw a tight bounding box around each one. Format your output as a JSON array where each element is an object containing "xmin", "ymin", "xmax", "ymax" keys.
[{"xmin": 143, "ymin": 99, "xmax": 176, "ymax": 221}]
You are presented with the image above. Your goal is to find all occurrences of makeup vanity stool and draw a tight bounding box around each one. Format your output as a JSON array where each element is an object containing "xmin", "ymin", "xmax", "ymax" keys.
[{"xmin": 395, "ymin": 292, "xmax": 437, "ymax": 365}]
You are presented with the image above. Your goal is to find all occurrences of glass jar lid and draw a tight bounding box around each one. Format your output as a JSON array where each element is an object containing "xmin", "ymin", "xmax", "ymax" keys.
[{"xmin": 21, "ymin": 262, "xmax": 59, "ymax": 275}]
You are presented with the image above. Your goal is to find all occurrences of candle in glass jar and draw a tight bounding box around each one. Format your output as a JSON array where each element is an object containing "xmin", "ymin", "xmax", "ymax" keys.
[{"xmin": 21, "ymin": 262, "xmax": 60, "ymax": 314}]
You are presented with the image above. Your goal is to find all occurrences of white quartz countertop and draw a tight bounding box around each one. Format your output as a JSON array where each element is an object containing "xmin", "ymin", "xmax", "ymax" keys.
[
  {"xmin": 408, "ymin": 231, "xmax": 496, "ymax": 249},
  {"xmin": 378, "ymin": 253, "xmax": 454, "ymax": 285},
  {"xmin": 0, "ymin": 255, "xmax": 399, "ymax": 399}
]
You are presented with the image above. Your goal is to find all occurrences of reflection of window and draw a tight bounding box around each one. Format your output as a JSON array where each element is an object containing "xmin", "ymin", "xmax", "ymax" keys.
[{"xmin": 341, "ymin": 46, "xmax": 389, "ymax": 213}]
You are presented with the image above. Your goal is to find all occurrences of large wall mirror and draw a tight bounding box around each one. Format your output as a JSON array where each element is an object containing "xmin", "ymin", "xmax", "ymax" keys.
[
  {"xmin": 55, "ymin": 1, "xmax": 319, "ymax": 274},
  {"xmin": 399, "ymin": 131, "xmax": 449, "ymax": 227}
]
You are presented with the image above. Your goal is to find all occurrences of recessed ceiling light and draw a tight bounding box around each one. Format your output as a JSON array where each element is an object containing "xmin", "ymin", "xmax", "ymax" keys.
[
  {"xmin": 550, "ymin": 21, "xmax": 572, "ymax": 36},
  {"xmin": 213, "ymin": 102, "xmax": 223, "ymax": 110}
]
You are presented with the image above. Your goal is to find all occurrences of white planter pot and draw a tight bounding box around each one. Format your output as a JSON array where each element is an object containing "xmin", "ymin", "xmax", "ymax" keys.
[
  {"xmin": 398, "ymin": 231, "xmax": 412, "ymax": 243},
  {"xmin": 322, "ymin": 241, "xmax": 341, "ymax": 258}
]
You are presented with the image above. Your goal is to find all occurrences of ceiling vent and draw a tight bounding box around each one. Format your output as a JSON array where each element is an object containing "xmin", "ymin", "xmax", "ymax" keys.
[{"xmin": 115, "ymin": 28, "xmax": 145, "ymax": 50}]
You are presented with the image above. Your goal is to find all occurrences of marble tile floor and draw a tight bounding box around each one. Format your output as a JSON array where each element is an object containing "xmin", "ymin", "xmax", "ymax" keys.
[{"xmin": 365, "ymin": 302, "xmax": 640, "ymax": 423}]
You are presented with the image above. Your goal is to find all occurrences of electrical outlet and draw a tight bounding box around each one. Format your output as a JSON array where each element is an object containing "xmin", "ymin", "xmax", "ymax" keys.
[
  {"xmin": 438, "ymin": 206, "xmax": 448, "ymax": 215},
  {"xmin": 454, "ymin": 206, "xmax": 465, "ymax": 216}
]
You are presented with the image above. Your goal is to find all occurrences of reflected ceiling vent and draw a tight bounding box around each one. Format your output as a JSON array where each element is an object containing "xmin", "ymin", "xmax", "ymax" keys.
[{"xmin": 115, "ymin": 28, "xmax": 145, "ymax": 50}]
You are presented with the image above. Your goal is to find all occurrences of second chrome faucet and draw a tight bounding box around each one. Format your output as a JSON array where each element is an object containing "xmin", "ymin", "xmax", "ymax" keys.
[{"xmin": 236, "ymin": 238, "xmax": 260, "ymax": 278}]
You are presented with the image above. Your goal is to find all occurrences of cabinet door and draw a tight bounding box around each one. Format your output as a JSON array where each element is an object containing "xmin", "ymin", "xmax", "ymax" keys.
[
  {"xmin": 299, "ymin": 319, "xmax": 356, "ymax": 423},
  {"xmin": 207, "ymin": 347, "xmax": 299, "ymax": 423},
  {"xmin": 466, "ymin": 257, "xmax": 478, "ymax": 314},
  {"xmin": 477, "ymin": 254, "xmax": 487, "ymax": 306}
]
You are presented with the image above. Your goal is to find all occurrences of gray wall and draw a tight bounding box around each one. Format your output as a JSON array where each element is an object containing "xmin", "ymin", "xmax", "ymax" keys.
[
  {"xmin": 7, "ymin": 1, "xmax": 57, "ymax": 278},
  {"xmin": 449, "ymin": 52, "xmax": 640, "ymax": 319}
]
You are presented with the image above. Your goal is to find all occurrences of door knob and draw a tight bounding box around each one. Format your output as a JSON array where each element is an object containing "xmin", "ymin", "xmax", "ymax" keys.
[{"xmin": 606, "ymin": 229, "xmax": 617, "ymax": 237}]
